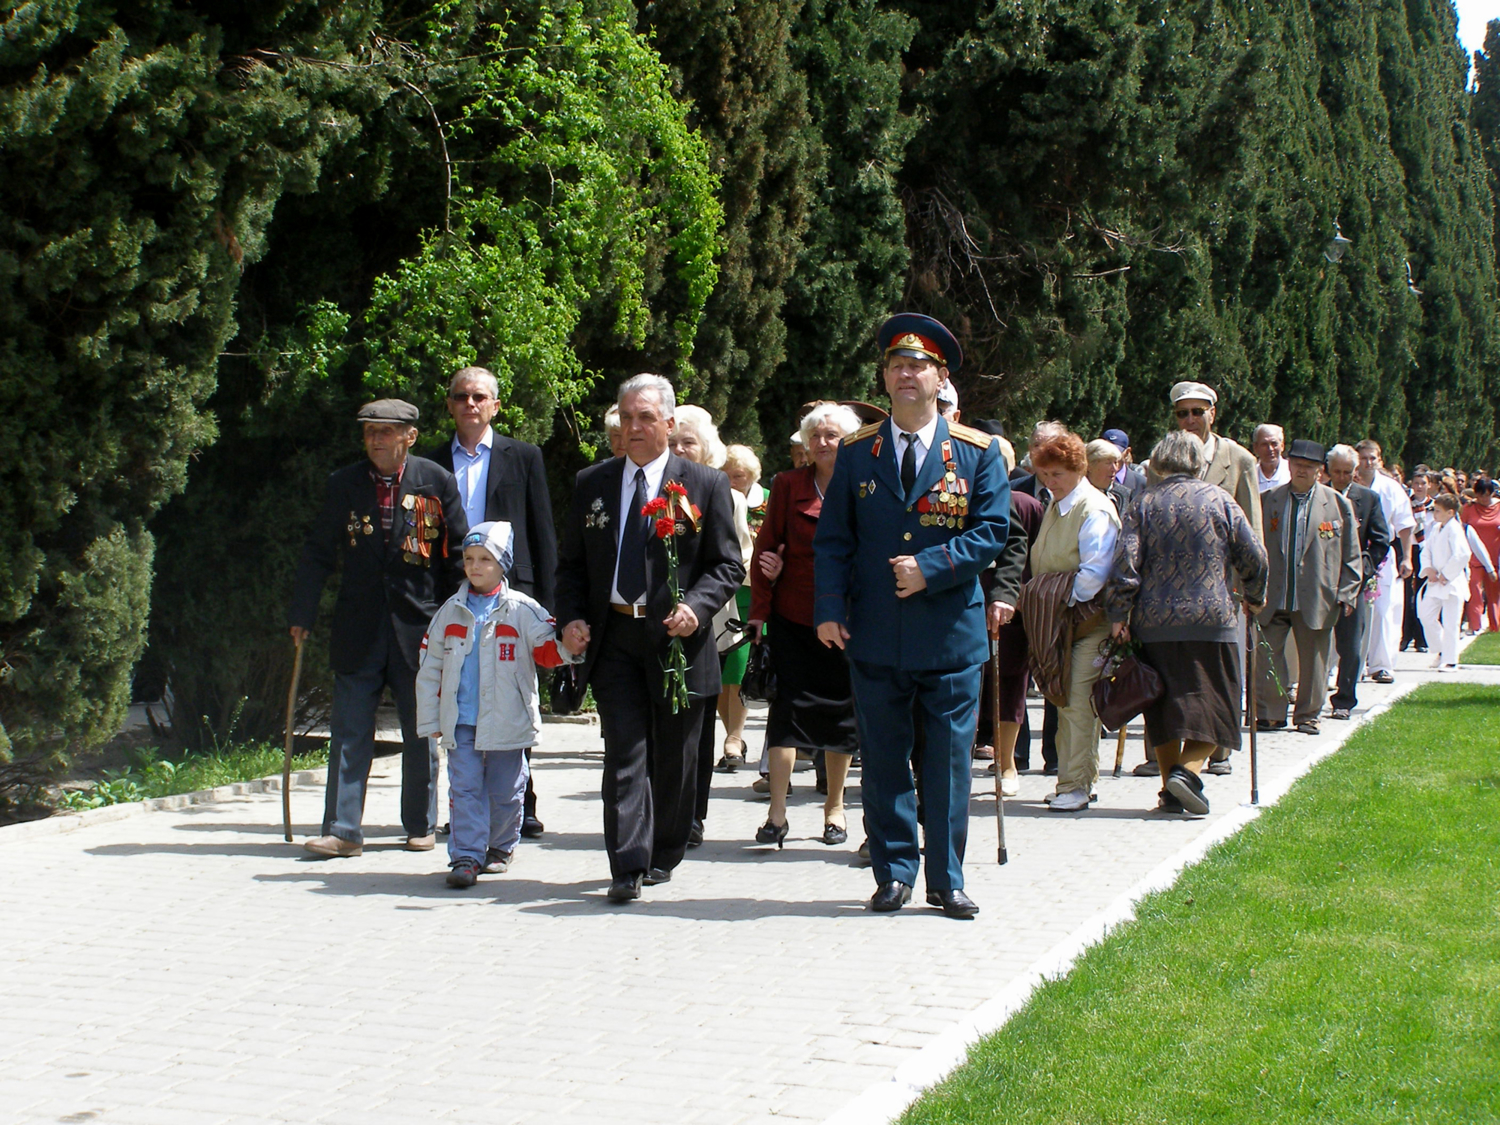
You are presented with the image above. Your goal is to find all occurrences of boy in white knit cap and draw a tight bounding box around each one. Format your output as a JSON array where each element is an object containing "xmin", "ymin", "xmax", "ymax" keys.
[{"xmin": 417, "ymin": 521, "xmax": 584, "ymax": 888}]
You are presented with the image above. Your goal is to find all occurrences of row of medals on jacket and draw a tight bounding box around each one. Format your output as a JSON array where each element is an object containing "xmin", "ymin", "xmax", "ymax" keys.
[
  {"xmin": 920, "ymin": 462, "xmax": 969, "ymax": 528},
  {"xmin": 344, "ymin": 494, "xmax": 444, "ymax": 566}
]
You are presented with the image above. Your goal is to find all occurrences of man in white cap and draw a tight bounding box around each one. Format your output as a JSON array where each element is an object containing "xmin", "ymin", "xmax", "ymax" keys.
[
  {"xmin": 1163, "ymin": 381, "xmax": 1263, "ymax": 541},
  {"xmin": 936, "ymin": 378, "xmax": 961, "ymax": 422}
]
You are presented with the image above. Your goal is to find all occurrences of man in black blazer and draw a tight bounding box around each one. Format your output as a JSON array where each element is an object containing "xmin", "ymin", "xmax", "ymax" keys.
[
  {"xmin": 425, "ymin": 366, "xmax": 559, "ymax": 838},
  {"xmin": 288, "ymin": 399, "xmax": 467, "ymax": 858},
  {"xmin": 555, "ymin": 374, "xmax": 743, "ymax": 902},
  {"xmin": 1326, "ymin": 444, "xmax": 1392, "ymax": 719}
]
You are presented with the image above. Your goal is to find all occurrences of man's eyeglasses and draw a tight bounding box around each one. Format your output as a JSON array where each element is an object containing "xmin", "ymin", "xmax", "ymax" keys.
[
  {"xmin": 1175, "ymin": 407, "xmax": 1208, "ymax": 419},
  {"xmin": 449, "ymin": 392, "xmax": 493, "ymax": 404}
]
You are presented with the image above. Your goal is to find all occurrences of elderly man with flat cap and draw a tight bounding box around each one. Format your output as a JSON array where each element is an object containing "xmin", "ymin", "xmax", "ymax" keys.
[
  {"xmin": 288, "ymin": 399, "xmax": 468, "ymax": 858},
  {"xmin": 815, "ymin": 313, "xmax": 1010, "ymax": 919},
  {"xmin": 1255, "ymin": 439, "xmax": 1360, "ymax": 735}
]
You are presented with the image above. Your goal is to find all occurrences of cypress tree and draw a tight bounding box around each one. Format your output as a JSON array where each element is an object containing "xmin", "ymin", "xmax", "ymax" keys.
[
  {"xmin": 637, "ymin": 0, "xmax": 821, "ymax": 439},
  {"xmin": 766, "ymin": 0, "xmax": 917, "ymax": 455},
  {"xmin": 1380, "ymin": 0, "xmax": 1500, "ymax": 467}
]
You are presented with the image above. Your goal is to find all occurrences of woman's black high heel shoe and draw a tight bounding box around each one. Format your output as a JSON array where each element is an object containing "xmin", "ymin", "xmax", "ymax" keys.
[{"xmin": 755, "ymin": 819, "xmax": 790, "ymax": 849}]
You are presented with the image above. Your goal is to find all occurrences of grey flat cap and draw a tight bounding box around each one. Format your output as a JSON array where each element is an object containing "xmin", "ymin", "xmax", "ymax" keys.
[{"xmin": 356, "ymin": 398, "xmax": 420, "ymax": 425}]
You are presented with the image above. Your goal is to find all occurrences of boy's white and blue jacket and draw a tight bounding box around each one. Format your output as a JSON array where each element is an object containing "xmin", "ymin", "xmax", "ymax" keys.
[{"xmin": 415, "ymin": 580, "xmax": 582, "ymax": 752}]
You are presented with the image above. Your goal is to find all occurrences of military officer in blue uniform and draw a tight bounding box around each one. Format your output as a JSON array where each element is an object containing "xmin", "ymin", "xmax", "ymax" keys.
[{"xmin": 813, "ymin": 313, "xmax": 1011, "ymax": 918}]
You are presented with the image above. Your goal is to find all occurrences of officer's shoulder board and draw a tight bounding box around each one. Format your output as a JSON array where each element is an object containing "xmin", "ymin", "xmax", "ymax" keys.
[
  {"xmin": 842, "ymin": 422, "xmax": 883, "ymax": 446},
  {"xmin": 946, "ymin": 421, "xmax": 998, "ymax": 451}
]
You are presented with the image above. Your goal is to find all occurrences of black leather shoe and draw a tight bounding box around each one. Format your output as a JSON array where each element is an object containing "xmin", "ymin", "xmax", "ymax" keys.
[
  {"xmin": 643, "ymin": 867, "xmax": 672, "ymax": 886},
  {"xmin": 606, "ymin": 873, "xmax": 643, "ymax": 902},
  {"xmin": 925, "ymin": 888, "xmax": 979, "ymax": 919},
  {"xmin": 755, "ymin": 819, "xmax": 790, "ymax": 849},
  {"xmin": 821, "ymin": 822, "xmax": 848, "ymax": 846},
  {"xmin": 521, "ymin": 814, "xmax": 545, "ymax": 838},
  {"xmin": 869, "ymin": 880, "xmax": 912, "ymax": 912},
  {"xmin": 687, "ymin": 819, "xmax": 704, "ymax": 848}
]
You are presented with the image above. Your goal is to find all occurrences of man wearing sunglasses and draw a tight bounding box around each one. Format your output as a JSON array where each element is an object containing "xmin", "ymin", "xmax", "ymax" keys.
[
  {"xmin": 1165, "ymin": 381, "xmax": 1263, "ymax": 543},
  {"xmin": 426, "ymin": 366, "xmax": 559, "ymax": 840}
]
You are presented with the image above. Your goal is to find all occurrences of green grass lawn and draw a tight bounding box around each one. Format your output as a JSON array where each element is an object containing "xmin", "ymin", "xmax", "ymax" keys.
[
  {"xmin": 54, "ymin": 741, "xmax": 329, "ymax": 810},
  {"xmin": 1462, "ymin": 631, "xmax": 1500, "ymax": 664},
  {"xmin": 902, "ymin": 683, "xmax": 1500, "ymax": 1124}
]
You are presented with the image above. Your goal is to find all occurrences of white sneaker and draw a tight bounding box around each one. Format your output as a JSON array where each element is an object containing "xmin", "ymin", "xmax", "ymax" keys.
[
  {"xmin": 1049, "ymin": 789, "xmax": 1091, "ymax": 812},
  {"xmin": 999, "ymin": 771, "xmax": 1020, "ymax": 798}
]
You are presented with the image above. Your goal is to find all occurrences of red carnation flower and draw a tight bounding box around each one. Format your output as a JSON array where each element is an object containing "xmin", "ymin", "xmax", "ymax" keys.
[
  {"xmin": 664, "ymin": 481, "xmax": 688, "ymax": 497},
  {"xmin": 642, "ymin": 496, "xmax": 669, "ymax": 516},
  {"xmin": 655, "ymin": 517, "xmax": 677, "ymax": 539}
]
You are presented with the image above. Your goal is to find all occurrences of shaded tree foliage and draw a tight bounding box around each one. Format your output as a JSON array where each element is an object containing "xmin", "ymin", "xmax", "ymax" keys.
[{"xmin": 0, "ymin": 1, "xmax": 385, "ymax": 769}]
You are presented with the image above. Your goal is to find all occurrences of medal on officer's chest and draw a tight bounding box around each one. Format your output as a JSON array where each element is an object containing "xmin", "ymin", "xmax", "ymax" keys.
[{"xmin": 915, "ymin": 441, "xmax": 969, "ymax": 529}]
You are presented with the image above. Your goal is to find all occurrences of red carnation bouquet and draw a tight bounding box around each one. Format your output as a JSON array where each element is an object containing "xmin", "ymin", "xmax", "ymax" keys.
[{"xmin": 643, "ymin": 481, "xmax": 701, "ymax": 712}]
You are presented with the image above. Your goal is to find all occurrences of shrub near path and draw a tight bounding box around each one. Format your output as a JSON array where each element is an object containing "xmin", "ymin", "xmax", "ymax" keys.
[{"xmin": 902, "ymin": 683, "xmax": 1500, "ymax": 1125}]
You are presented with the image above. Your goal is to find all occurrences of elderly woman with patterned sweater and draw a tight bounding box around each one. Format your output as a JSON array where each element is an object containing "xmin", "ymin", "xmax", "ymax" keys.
[{"xmin": 1102, "ymin": 431, "xmax": 1268, "ymax": 817}]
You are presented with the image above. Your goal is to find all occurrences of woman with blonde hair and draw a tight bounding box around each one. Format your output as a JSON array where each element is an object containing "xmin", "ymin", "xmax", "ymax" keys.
[
  {"xmin": 716, "ymin": 443, "xmax": 767, "ymax": 769},
  {"xmin": 669, "ymin": 405, "xmax": 752, "ymax": 844}
]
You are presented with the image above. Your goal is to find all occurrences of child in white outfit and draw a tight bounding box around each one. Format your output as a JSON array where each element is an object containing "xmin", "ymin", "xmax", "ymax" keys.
[
  {"xmin": 1416, "ymin": 494, "xmax": 1471, "ymax": 670},
  {"xmin": 416, "ymin": 521, "xmax": 584, "ymax": 887}
]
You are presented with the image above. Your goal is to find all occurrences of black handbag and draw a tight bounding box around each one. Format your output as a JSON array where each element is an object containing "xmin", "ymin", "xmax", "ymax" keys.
[
  {"xmin": 549, "ymin": 664, "xmax": 584, "ymax": 716},
  {"xmin": 740, "ymin": 637, "xmax": 777, "ymax": 703},
  {"xmin": 1090, "ymin": 636, "xmax": 1163, "ymax": 730}
]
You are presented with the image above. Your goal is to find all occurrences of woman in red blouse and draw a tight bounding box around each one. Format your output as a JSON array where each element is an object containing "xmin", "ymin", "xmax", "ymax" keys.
[
  {"xmin": 1462, "ymin": 477, "xmax": 1500, "ymax": 632},
  {"xmin": 748, "ymin": 402, "xmax": 864, "ymax": 847}
]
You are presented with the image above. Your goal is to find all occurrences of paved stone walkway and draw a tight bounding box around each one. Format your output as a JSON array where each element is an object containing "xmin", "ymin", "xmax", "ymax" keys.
[{"xmin": 3, "ymin": 649, "xmax": 1494, "ymax": 1125}]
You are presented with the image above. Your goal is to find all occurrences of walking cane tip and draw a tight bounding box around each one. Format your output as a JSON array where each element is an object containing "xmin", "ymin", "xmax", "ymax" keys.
[{"xmin": 998, "ymin": 848, "xmax": 1008, "ymax": 865}]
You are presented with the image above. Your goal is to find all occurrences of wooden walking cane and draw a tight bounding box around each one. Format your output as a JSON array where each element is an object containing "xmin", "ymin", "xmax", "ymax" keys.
[
  {"xmin": 1112, "ymin": 723, "xmax": 1127, "ymax": 779},
  {"xmin": 991, "ymin": 636, "xmax": 1008, "ymax": 865},
  {"xmin": 1247, "ymin": 617, "xmax": 1259, "ymax": 806},
  {"xmin": 282, "ymin": 635, "xmax": 305, "ymax": 843}
]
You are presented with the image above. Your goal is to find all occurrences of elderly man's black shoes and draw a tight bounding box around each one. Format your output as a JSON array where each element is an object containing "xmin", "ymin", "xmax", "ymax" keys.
[
  {"xmin": 869, "ymin": 880, "xmax": 912, "ymax": 912},
  {"xmin": 607, "ymin": 873, "xmax": 643, "ymax": 902},
  {"xmin": 925, "ymin": 888, "xmax": 980, "ymax": 919}
]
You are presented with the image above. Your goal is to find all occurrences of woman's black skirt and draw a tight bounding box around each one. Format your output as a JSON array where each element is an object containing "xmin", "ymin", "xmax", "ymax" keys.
[
  {"xmin": 765, "ymin": 612, "xmax": 858, "ymax": 754},
  {"xmin": 1140, "ymin": 640, "xmax": 1242, "ymax": 751}
]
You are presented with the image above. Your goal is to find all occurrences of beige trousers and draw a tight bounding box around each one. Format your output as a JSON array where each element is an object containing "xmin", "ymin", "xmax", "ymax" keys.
[
  {"xmin": 1257, "ymin": 609, "xmax": 1332, "ymax": 726},
  {"xmin": 1057, "ymin": 623, "xmax": 1110, "ymax": 795}
]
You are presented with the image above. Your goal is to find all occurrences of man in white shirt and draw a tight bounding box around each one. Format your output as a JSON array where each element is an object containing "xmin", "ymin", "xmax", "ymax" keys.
[
  {"xmin": 1356, "ymin": 439, "xmax": 1415, "ymax": 683},
  {"xmin": 1253, "ymin": 423, "xmax": 1291, "ymax": 493}
]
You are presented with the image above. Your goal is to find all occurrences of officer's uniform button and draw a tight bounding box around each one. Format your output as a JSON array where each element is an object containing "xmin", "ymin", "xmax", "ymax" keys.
[{"xmin": 903, "ymin": 532, "xmax": 912, "ymax": 541}]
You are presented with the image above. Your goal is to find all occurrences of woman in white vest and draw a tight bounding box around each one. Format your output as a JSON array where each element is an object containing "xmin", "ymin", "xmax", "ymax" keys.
[{"xmin": 1027, "ymin": 430, "xmax": 1121, "ymax": 812}]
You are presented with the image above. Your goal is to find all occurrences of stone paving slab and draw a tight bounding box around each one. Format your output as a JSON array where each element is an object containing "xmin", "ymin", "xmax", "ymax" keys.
[{"xmin": 3, "ymin": 650, "xmax": 1495, "ymax": 1125}]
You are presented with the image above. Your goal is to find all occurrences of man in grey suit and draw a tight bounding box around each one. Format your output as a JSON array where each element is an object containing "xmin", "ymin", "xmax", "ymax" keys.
[{"xmin": 1256, "ymin": 439, "xmax": 1361, "ymax": 735}]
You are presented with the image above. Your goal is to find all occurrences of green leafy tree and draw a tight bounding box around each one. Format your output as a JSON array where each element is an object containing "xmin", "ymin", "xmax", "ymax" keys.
[{"xmin": 146, "ymin": 0, "xmax": 722, "ymax": 746}]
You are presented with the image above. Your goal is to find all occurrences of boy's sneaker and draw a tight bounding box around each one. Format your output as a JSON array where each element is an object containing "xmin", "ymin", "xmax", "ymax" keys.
[
  {"xmin": 482, "ymin": 848, "xmax": 511, "ymax": 874},
  {"xmin": 446, "ymin": 858, "xmax": 481, "ymax": 888}
]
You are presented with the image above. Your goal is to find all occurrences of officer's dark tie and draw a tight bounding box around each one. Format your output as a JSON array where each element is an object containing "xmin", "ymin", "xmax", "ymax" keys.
[
  {"xmin": 617, "ymin": 466, "xmax": 649, "ymax": 602},
  {"xmin": 900, "ymin": 433, "xmax": 917, "ymax": 498}
]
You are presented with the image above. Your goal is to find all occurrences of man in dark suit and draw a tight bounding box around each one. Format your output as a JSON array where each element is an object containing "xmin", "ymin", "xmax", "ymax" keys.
[
  {"xmin": 289, "ymin": 399, "xmax": 467, "ymax": 858},
  {"xmin": 555, "ymin": 374, "xmax": 743, "ymax": 902},
  {"xmin": 1326, "ymin": 443, "xmax": 1392, "ymax": 719},
  {"xmin": 815, "ymin": 313, "xmax": 1010, "ymax": 919},
  {"xmin": 425, "ymin": 365, "xmax": 558, "ymax": 838}
]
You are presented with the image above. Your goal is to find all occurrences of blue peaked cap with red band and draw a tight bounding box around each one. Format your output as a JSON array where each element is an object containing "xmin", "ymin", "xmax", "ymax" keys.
[{"xmin": 877, "ymin": 313, "xmax": 963, "ymax": 376}]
